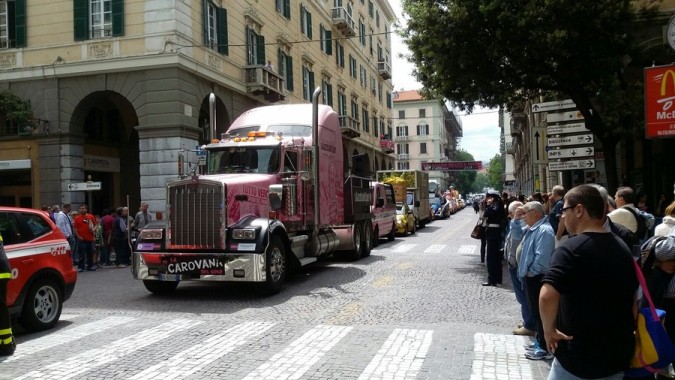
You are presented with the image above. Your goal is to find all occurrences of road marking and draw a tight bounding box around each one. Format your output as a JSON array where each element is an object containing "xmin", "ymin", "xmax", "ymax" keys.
[
  {"xmin": 58, "ymin": 313, "xmax": 80, "ymax": 321},
  {"xmin": 358, "ymin": 328, "xmax": 433, "ymax": 380},
  {"xmin": 424, "ymin": 244, "xmax": 446, "ymax": 254},
  {"xmin": 470, "ymin": 333, "xmax": 532, "ymax": 380},
  {"xmin": 242, "ymin": 325, "xmax": 352, "ymax": 380},
  {"xmin": 6, "ymin": 316, "xmax": 135, "ymax": 363},
  {"xmin": 16, "ymin": 318, "xmax": 202, "ymax": 380},
  {"xmin": 372, "ymin": 275, "xmax": 394, "ymax": 288},
  {"xmin": 458, "ymin": 245, "xmax": 477, "ymax": 255},
  {"xmin": 392, "ymin": 244, "xmax": 417, "ymax": 253},
  {"xmin": 130, "ymin": 321, "xmax": 276, "ymax": 380}
]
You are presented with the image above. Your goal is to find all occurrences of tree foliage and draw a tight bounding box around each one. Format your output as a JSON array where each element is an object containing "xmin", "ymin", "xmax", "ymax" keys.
[
  {"xmin": 401, "ymin": 0, "xmax": 662, "ymax": 191},
  {"xmin": 0, "ymin": 90, "xmax": 33, "ymax": 133},
  {"xmin": 451, "ymin": 149, "xmax": 477, "ymax": 194},
  {"xmin": 486, "ymin": 154, "xmax": 504, "ymax": 190}
]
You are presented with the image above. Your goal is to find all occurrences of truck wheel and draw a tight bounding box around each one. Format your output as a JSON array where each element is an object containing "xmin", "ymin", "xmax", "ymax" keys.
[
  {"xmin": 143, "ymin": 280, "xmax": 179, "ymax": 295},
  {"xmin": 387, "ymin": 222, "xmax": 396, "ymax": 241},
  {"xmin": 264, "ymin": 236, "xmax": 286, "ymax": 294},
  {"xmin": 20, "ymin": 278, "xmax": 62, "ymax": 331},
  {"xmin": 372, "ymin": 227, "xmax": 380, "ymax": 248},
  {"xmin": 362, "ymin": 221, "xmax": 372, "ymax": 257}
]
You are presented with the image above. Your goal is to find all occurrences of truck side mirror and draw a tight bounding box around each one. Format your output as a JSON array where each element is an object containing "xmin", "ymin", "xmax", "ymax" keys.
[
  {"xmin": 376, "ymin": 198, "xmax": 384, "ymax": 208},
  {"xmin": 268, "ymin": 184, "xmax": 283, "ymax": 211}
]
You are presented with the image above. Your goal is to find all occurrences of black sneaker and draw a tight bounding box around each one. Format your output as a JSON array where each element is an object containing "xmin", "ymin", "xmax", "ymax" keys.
[{"xmin": 0, "ymin": 339, "xmax": 16, "ymax": 356}]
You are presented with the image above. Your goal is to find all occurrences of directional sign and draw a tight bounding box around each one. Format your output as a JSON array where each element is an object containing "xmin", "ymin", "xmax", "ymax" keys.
[
  {"xmin": 549, "ymin": 159, "xmax": 595, "ymax": 171},
  {"xmin": 531, "ymin": 99, "xmax": 576, "ymax": 113},
  {"xmin": 547, "ymin": 146, "xmax": 595, "ymax": 159},
  {"xmin": 546, "ymin": 122, "xmax": 590, "ymax": 136},
  {"xmin": 67, "ymin": 182, "xmax": 102, "ymax": 191},
  {"xmin": 546, "ymin": 110, "xmax": 585, "ymax": 124},
  {"xmin": 547, "ymin": 134, "xmax": 594, "ymax": 147},
  {"xmin": 421, "ymin": 161, "xmax": 483, "ymax": 171}
]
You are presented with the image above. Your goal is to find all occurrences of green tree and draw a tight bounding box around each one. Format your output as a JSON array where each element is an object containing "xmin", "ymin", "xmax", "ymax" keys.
[
  {"xmin": 470, "ymin": 173, "xmax": 491, "ymax": 193},
  {"xmin": 0, "ymin": 90, "xmax": 33, "ymax": 135},
  {"xmin": 452, "ymin": 149, "xmax": 477, "ymax": 194},
  {"xmin": 401, "ymin": 0, "xmax": 661, "ymax": 192},
  {"xmin": 486, "ymin": 154, "xmax": 504, "ymax": 190}
]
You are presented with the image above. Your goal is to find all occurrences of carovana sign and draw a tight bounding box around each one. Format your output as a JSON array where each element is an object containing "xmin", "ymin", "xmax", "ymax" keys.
[{"xmin": 644, "ymin": 64, "xmax": 675, "ymax": 138}]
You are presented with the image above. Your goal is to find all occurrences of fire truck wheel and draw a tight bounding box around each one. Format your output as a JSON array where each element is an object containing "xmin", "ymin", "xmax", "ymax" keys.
[
  {"xmin": 372, "ymin": 227, "xmax": 379, "ymax": 248},
  {"xmin": 387, "ymin": 222, "xmax": 396, "ymax": 241},
  {"xmin": 143, "ymin": 280, "xmax": 179, "ymax": 295},
  {"xmin": 264, "ymin": 236, "xmax": 286, "ymax": 294},
  {"xmin": 20, "ymin": 278, "xmax": 62, "ymax": 331},
  {"xmin": 361, "ymin": 221, "xmax": 372, "ymax": 258}
]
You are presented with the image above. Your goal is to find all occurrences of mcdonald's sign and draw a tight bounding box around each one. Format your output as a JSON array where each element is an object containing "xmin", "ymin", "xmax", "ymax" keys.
[{"xmin": 644, "ymin": 64, "xmax": 675, "ymax": 138}]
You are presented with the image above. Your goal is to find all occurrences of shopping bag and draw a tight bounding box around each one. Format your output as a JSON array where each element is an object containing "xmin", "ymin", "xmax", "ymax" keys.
[
  {"xmin": 470, "ymin": 222, "xmax": 484, "ymax": 240},
  {"xmin": 625, "ymin": 260, "xmax": 675, "ymax": 377}
]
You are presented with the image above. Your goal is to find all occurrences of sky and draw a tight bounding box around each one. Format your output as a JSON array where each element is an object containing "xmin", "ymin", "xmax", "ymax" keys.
[{"xmin": 387, "ymin": 0, "xmax": 501, "ymax": 163}]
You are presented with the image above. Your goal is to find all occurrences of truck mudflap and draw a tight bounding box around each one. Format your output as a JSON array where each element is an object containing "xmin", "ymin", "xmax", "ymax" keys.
[{"xmin": 133, "ymin": 251, "xmax": 267, "ymax": 282}]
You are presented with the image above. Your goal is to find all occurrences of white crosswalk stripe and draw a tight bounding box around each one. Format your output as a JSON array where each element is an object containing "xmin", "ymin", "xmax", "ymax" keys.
[
  {"xmin": 358, "ymin": 328, "xmax": 433, "ymax": 380},
  {"xmin": 471, "ymin": 333, "xmax": 533, "ymax": 380},
  {"xmin": 6, "ymin": 316, "xmax": 135, "ymax": 363},
  {"xmin": 242, "ymin": 325, "xmax": 353, "ymax": 380},
  {"xmin": 131, "ymin": 321, "xmax": 276, "ymax": 380},
  {"xmin": 424, "ymin": 244, "xmax": 446, "ymax": 254},
  {"xmin": 458, "ymin": 245, "xmax": 477, "ymax": 254},
  {"xmin": 15, "ymin": 319, "xmax": 202, "ymax": 380},
  {"xmin": 392, "ymin": 244, "xmax": 417, "ymax": 253}
]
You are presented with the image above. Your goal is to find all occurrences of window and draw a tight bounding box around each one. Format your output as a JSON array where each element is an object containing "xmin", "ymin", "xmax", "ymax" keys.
[
  {"xmin": 359, "ymin": 18, "xmax": 365, "ymax": 46},
  {"xmin": 276, "ymin": 0, "xmax": 291, "ymax": 19},
  {"xmin": 384, "ymin": 24, "xmax": 388, "ymax": 40},
  {"xmin": 386, "ymin": 92, "xmax": 392, "ymax": 109},
  {"xmin": 397, "ymin": 143, "xmax": 409, "ymax": 154},
  {"xmin": 362, "ymin": 105, "xmax": 369, "ymax": 133},
  {"xmin": 322, "ymin": 77, "xmax": 333, "ymax": 107},
  {"xmin": 349, "ymin": 55, "xmax": 357, "ymax": 78},
  {"xmin": 300, "ymin": 4, "xmax": 312, "ymax": 38},
  {"xmin": 369, "ymin": 0, "xmax": 374, "ymax": 17},
  {"xmin": 376, "ymin": 9, "xmax": 380, "ymax": 28},
  {"xmin": 278, "ymin": 49, "xmax": 293, "ymax": 91},
  {"xmin": 320, "ymin": 24, "xmax": 332, "ymax": 55},
  {"xmin": 398, "ymin": 110, "xmax": 405, "ymax": 119},
  {"xmin": 74, "ymin": 0, "xmax": 124, "ymax": 41},
  {"xmin": 302, "ymin": 64, "xmax": 315, "ymax": 101},
  {"xmin": 0, "ymin": 0, "xmax": 25, "ymax": 48},
  {"xmin": 419, "ymin": 108, "xmax": 426, "ymax": 118},
  {"xmin": 417, "ymin": 123, "xmax": 428, "ymax": 136},
  {"xmin": 335, "ymin": 40, "xmax": 344, "ymax": 68},
  {"xmin": 246, "ymin": 27, "xmax": 265, "ymax": 65},
  {"xmin": 369, "ymin": 28, "xmax": 373, "ymax": 56},
  {"xmin": 396, "ymin": 125, "xmax": 408, "ymax": 136},
  {"xmin": 359, "ymin": 65, "xmax": 367, "ymax": 88},
  {"xmin": 351, "ymin": 97, "xmax": 359, "ymax": 123},
  {"xmin": 420, "ymin": 142, "xmax": 427, "ymax": 154},
  {"xmin": 397, "ymin": 162, "xmax": 410, "ymax": 170},
  {"xmin": 338, "ymin": 87, "xmax": 347, "ymax": 117}
]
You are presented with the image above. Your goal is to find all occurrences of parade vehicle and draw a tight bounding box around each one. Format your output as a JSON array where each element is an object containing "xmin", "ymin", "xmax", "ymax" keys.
[
  {"xmin": 133, "ymin": 89, "xmax": 375, "ymax": 294},
  {"xmin": 377, "ymin": 170, "xmax": 431, "ymax": 228},
  {"xmin": 370, "ymin": 182, "xmax": 397, "ymax": 247},
  {"xmin": 395, "ymin": 202, "xmax": 416, "ymax": 235},
  {"xmin": 1, "ymin": 207, "xmax": 77, "ymax": 331}
]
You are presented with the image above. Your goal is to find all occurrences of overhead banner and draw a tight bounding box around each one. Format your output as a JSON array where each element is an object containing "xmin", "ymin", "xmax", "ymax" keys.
[
  {"xmin": 421, "ymin": 161, "xmax": 483, "ymax": 171},
  {"xmin": 644, "ymin": 64, "xmax": 675, "ymax": 138}
]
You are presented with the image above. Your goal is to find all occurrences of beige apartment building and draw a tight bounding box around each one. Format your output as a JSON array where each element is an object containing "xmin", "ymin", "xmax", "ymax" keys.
[
  {"xmin": 392, "ymin": 90, "xmax": 462, "ymax": 188},
  {"xmin": 0, "ymin": 0, "xmax": 396, "ymax": 214}
]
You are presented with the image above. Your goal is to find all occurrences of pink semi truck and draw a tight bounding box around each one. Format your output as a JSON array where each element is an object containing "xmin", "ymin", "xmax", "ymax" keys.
[{"xmin": 133, "ymin": 89, "xmax": 375, "ymax": 294}]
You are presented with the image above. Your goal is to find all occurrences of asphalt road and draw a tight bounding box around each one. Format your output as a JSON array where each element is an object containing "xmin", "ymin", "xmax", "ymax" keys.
[{"xmin": 3, "ymin": 207, "xmax": 552, "ymax": 380}]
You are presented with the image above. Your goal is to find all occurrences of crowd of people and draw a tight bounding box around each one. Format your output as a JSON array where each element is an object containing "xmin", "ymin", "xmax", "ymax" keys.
[
  {"xmin": 475, "ymin": 184, "xmax": 675, "ymax": 379},
  {"xmin": 42, "ymin": 202, "xmax": 153, "ymax": 272}
]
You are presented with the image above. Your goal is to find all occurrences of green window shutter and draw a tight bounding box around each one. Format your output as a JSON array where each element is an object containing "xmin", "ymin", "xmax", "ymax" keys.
[
  {"xmin": 325, "ymin": 30, "xmax": 332, "ymax": 55},
  {"xmin": 320, "ymin": 24, "xmax": 324, "ymax": 51},
  {"xmin": 286, "ymin": 56, "xmax": 294, "ymax": 91},
  {"xmin": 300, "ymin": 5, "xmax": 305, "ymax": 35},
  {"xmin": 217, "ymin": 7, "xmax": 228, "ymax": 55},
  {"xmin": 112, "ymin": 0, "xmax": 124, "ymax": 37},
  {"xmin": 328, "ymin": 84, "xmax": 333, "ymax": 107},
  {"xmin": 284, "ymin": 0, "xmax": 291, "ymax": 19},
  {"xmin": 13, "ymin": 0, "xmax": 26, "ymax": 47},
  {"xmin": 256, "ymin": 34, "xmax": 265, "ymax": 65},
  {"xmin": 74, "ymin": 0, "xmax": 89, "ymax": 41},
  {"xmin": 309, "ymin": 70, "xmax": 315, "ymax": 94},
  {"xmin": 202, "ymin": 0, "xmax": 209, "ymax": 46},
  {"xmin": 307, "ymin": 12, "xmax": 312, "ymax": 39}
]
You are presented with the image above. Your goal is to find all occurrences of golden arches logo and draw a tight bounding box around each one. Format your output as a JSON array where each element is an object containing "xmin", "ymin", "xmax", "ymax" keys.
[{"xmin": 660, "ymin": 70, "xmax": 675, "ymax": 96}]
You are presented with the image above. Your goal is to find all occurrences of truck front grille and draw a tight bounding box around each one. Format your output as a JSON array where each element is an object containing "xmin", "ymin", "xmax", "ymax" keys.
[{"xmin": 168, "ymin": 180, "xmax": 225, "ymax": 249}]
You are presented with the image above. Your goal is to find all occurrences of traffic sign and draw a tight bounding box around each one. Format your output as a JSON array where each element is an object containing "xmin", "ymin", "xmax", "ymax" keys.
[
  {"xmin": 546, "ymin": 122, "xmax": 590, "ymax": 136},
  {"xmin": 547, "ymin": 147, "xmax": 594, "ymax": 159},
  {"xmin": 67, "ymin": 182, "xmax": 102, "ymax": 191},
  {"xmin": 546, "ymin": 110, "xmax": 584, "ymax": 124},
  {"xmin": 531, "ymin": 99, "xmax": 576, "ymax": 113},
  {"xmin": 547, "ymin": 134, "xmax": 593, "ymax": 147},
  {"xmin": 549, "ymin": 159, "xmax": 595, "ymax": 171}
]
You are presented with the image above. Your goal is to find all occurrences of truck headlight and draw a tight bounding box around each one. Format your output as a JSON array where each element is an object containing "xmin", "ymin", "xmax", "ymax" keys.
[
  {"xmin": 232, "ymin": 229, "xmax": 256, "ymax": 240},
  {"xmin": 139, "ymin": 229, "xmax": 163, "ymax": 240}
]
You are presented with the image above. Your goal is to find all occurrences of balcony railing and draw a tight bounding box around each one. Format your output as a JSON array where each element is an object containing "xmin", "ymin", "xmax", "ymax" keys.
[
  {"xmin": 394, "ymin": 135, "xmax": 409, "ymax": 142},
  {"xmin": 331, "ymin": 7, "xmax": 356, "ymax": 37},
  {"xmin": 244, "ymin": 65, "xmax": 285, "ymax": 103},
  {"xmin": 339, "ymin": 115, "xmax": 361, "ymax": 138},
  {"xmin": 377, "ymin": 60, "xmax": 391, "ymax": 80},
  {"xmin": 379, "ymin": 138, "xmax": 395, "ymax": 154},
  {"xmin": 398, "ymin": 153, "xmax": 409, "ymax": 160}
]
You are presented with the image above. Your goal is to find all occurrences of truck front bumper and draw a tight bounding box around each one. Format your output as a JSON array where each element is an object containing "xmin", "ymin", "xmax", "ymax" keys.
[{"xmin": 133, "ymin": 251, "xmax": 267, "ymax": 283}]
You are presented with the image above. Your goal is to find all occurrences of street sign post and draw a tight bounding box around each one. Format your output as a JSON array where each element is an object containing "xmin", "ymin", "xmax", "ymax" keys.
[
  {"xmin": 531, "ymin": 99, "xmax": 576, "ymax": 113},
  {"xmin": 549, "ymin": 160, "xmax": 595, "ymax": 171},
  {"xmin": 547, "ymin": 134, "xmax": 593, "ymax": 147},
  {"xmin": 67, "ymin": 182, "xmax": 102, "ymax": 191},
  {"xmin": 546, "ymin": 122, "xmax": 590, "ymax": 136},
  {"xmin": 547, "ymin": 147, "xmax": 594, "ymax": 159},
  {"xmin": 546, "ymin": 110, "xmax": 585, "ymax": 124}
]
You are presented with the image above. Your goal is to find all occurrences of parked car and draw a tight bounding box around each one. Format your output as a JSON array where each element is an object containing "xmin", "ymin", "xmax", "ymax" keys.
[
  {"xmin": 1, "ymin": 207, "xmax": 77, "ymax": 331},
  {"xmin": 395, "ymin": 202, "xmax": 416, "ymax": 235}
]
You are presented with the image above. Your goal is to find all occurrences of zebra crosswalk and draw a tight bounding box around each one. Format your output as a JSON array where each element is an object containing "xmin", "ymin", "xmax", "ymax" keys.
[
  {"xmin": 1, "ymin": 314, "xmax": 542, "ymax": 380},
  {"xmin": 381, "ymin": 244, "xmax": 476, "ymax": 255}
]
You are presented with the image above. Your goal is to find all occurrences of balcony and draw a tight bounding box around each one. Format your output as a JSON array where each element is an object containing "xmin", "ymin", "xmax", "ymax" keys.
[
  {"xmin": 377, "ymin": 60, "xmax": 391, "ymax": 80},
  {"xmin": 398, "ymin": 153, "xmax": 409, "ymax": 160},
  {"xmin": 331, "ymin": 7, "xmax": 356, "ymax": 37},
  {"xmin": 339, "ymin": 115, "xmax": 361, "ymax": 138},
  {"xmin": 394, "ymin": 135, "xmax": 409, "ymax": 142},
  {"xmin": 505, "ymin": 141, "xmax": 515, "ymax": 155},
  {"xmin": 244, "ymin": 65, "xmax": 285, "ymax": 103},
  {"xmin": 379, "ymin": 138, "xmax": 395, "ymax": 154}
]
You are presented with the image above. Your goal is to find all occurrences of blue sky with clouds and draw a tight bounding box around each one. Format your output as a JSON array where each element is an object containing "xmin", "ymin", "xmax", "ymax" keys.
[{"xmin": 388, "ymin": 0, "xmax": 501, "ymax": 163}]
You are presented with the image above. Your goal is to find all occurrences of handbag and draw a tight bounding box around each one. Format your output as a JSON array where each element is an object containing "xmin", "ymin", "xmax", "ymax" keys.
[
  {"xmin": 470, "ymin": 219, "xmax": 484, "ymax": 240},
  {"xmin": 625, "ymin": 260, "xmax": 675, "ymax": 377}
]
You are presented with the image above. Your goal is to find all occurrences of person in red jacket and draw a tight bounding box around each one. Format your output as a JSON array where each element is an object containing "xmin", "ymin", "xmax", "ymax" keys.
[{"xmin": 73, "ymin": 204, "xmax": 97, "ymax": 272}]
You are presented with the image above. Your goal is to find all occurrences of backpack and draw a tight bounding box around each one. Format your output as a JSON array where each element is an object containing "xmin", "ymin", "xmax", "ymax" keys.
[
  {"xmin": 637, "ymin": 235, "xmax": 668, "ymax": 275},
  {"xmin": 623, "ymin": 206, "xmax": 648, "ymax": 242}
]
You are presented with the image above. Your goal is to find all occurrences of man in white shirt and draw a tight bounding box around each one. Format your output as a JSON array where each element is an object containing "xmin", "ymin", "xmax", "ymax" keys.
[
  {"xmin": 607, "ymin": 186, "xmax": 638, "ymax": 233},
  {"xmin": 54, "ymin": 203, "xmax": 76, "ymax": 264}
]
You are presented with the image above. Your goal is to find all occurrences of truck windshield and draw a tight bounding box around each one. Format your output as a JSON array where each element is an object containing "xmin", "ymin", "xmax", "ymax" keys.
[{"xmin": 208, "ymin": 146, "xmax": 281, "ymax": 174}]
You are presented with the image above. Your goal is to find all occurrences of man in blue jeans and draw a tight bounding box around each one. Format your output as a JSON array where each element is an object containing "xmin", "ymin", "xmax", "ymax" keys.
[{"xmin": 505, "ymin": 201, "xmax": 535, "ymax": 336}]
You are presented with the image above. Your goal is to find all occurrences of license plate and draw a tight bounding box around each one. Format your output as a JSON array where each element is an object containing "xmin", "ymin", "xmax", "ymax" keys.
[{"xmin": 159, "ymin": 273, "xmax": 181, "ymax": 281}]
